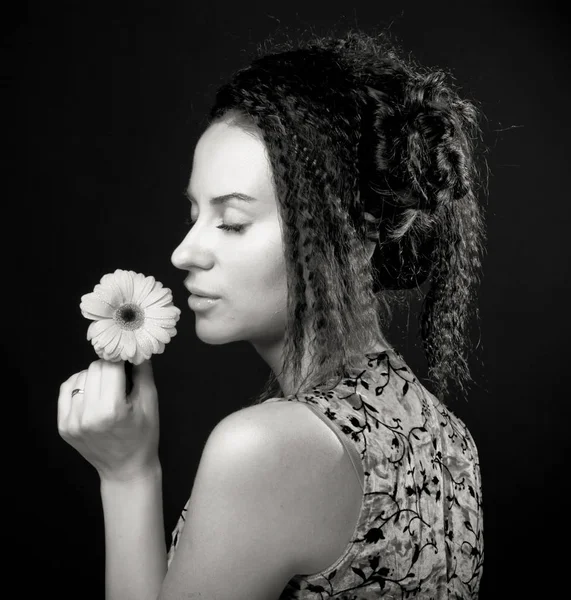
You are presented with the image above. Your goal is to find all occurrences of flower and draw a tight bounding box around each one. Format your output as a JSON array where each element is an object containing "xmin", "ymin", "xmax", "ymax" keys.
[{"xmin": 80, "ymin": 269, "xmax": 181, "ymax": 365}]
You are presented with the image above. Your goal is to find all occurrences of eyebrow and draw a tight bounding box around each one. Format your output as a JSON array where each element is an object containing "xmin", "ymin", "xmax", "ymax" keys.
[{"xmin": 184, "ymin": 190, "xmax": 258, "ymax": 205}]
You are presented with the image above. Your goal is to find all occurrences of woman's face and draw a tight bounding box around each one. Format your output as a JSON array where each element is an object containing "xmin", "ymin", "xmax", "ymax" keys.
[{"xmin": 171, "ymin": 120, "xmax": 288, "ymax": 349}]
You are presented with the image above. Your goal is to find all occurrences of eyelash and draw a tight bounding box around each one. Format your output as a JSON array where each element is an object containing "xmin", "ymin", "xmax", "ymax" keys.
[{"xmin": 184, "ymin": 218, "xmax": 245, "ymax": 234}]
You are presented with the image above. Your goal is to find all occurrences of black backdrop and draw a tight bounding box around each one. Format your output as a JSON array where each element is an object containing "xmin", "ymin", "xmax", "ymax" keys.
[{"xmin": 20, "ymin": 2, "xmax": 570, "ymax": 598}]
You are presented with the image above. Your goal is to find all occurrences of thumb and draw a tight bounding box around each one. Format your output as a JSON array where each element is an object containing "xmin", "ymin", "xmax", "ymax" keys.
[{"xmin": 131, "ymin": 358, "xmax": 155, "ymax": 391}]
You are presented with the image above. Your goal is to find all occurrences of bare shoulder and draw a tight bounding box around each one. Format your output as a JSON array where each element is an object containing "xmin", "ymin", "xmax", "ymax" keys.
[
  {"xmin": 221, "ymin": 400, "xmax": 345, "ymax": 466},
  {"xmin": 217, "ymin": 401, "xmax": 364, "ymax": 575}
]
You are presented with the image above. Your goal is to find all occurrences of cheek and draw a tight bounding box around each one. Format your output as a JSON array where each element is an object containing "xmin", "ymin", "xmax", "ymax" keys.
[
  {"xmin": 263, "ymin": 242, "xmax": 287, "ymax": 290},
  {"xmin": 232, "ymin": 229, "xmax": 287, "ymax": 306}
]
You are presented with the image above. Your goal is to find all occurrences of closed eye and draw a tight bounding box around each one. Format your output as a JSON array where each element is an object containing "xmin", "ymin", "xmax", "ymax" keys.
[{"xmin": 185, "ymin": 218, "xmax": 246, "ymax": 234}]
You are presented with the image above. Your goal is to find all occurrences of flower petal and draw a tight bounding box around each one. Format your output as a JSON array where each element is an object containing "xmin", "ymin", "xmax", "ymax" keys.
[
  {"xmin": 133, "ymin": 330, "xmax": 154, "ymax": 364},
  {"xmin": 141, "ymin": 285, "xmax": 171, "ymax": 309},
  {"xmin": 101, "ymin": 327, "xmax": 122, "ymax": 357},
  {"xmin": 82, "ymin": 311, "xmax": 105, "ymax": 321},
  {"xmin": 87, "ymin": 319, "xmax": 116, "ymax": 341},
  {"xmin": 144, "ymin": 305, "xmax": 181, "ymax": 321},
  {"xmin": 92, "ymin": 283, "xmax": 121, "ymax": 308},
  {"xmin": 102, "ymin": 328, "xmax": 126, "ymax": 361},
  {"xmin": 143, "ymin": 320, "xmax": 173, "ymax": 344},
  {"xmin": 146, "ymin": 316, "xmax": 178, "ymax": 329},
  {"xmin": 134, "ymin": 274, "xmax": 158, "ymax": 307},
  {"xmin": 92, "ymin": 321, "xmax": 122, "ymax": 349},
  {"xmin": 119, "ymin": 330, "xmax": 136, "ymax": 360},
  {"xmin": 147, "ymin": 294, "xmax": 178, "ymax": 310},
  {"xmin": 99, "ymin": 348, "xmax": 122, "ymax": 363},
  {"xmin": 100, "ymin": 272, "xmax": 126, "ymax": 305},
  {"xmin": 92, "ymin": 332, "xmax": 119, "ymax": 361},
  {"xmin": 93, "ymin": 346, "xmax": 107, "ymax": 361},
  {"xmin": 131, "ymin": 344, "xmax": 149, "ymax": 365},
  {"xmin": 131, "ymin": 272, "xmax": 148, "ymax": 305},
  {"xmin": 134, "ymin": 328, "xmax": 155, "ymax": 356},
  {"xmin": 105, "ymin": 335, "xmax": 124, "ymax": 361},
  {"xmin": 80, "ymin": 293, "xmax": 115, "ymax": 319},
  {"xmin": 136, "ymin": 327, "xmax": 161, "ymax": 354},
  {"xmin": 115, "ymin": 270, "xmax": 135, "ymax": 303}
]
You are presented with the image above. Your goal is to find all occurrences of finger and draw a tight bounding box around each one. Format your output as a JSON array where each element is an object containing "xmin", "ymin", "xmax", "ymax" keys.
[
  {"xmin": 58, "ymin": 370, "xmax": 86, "ymax": 435},
  {"xmin": 58, "ymin": 378, "xmax": 75, "ymax": 434},
  {"xmin": 99, "ymin": 359, "xmax": 127, "ymax": 413},
  {"xmin": 72, "ymin": 370, "xmax": 88, "ymax": 391},
  {"xmin": 131, "ymin": 359, "xmax": 154, "ymax": 393},
  {"xmin": 67, "ymin": 369, "xmax": 88, "ymax": 433},
  {"xmin": 80, "ymin": 360, "xmax": 102, "ymax": 427},
  {"xmin": 60, "ymin": 370, "xmax": 86, "ymax": 418}
]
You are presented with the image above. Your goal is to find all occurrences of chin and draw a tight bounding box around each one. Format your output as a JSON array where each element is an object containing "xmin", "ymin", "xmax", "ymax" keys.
[
  {"xmin": 193, "ymin": 319, "xmax": 239, "ymax": 346},
  {"xmin": 194, "ymin": 327, "xmax": 233, "ymax": 346}
]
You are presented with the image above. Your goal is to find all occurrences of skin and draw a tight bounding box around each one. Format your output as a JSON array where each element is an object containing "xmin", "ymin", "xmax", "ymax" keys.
[{"xmin": 171, "ymin": 118, "xmax": 381, "ymax": 396}]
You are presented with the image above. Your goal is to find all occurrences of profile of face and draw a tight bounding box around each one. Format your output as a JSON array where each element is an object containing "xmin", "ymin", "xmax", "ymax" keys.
[{"xmin": 171, "ymin": 120, "xmax": 289, "ymax": 350}]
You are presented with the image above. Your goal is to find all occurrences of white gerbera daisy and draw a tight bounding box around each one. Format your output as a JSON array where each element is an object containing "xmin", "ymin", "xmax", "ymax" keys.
[{"xmin": 80, "ymin": 269, "xmax": 181, "ymax": 365}]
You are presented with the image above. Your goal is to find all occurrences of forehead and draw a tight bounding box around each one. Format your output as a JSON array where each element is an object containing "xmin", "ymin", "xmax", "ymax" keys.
[{"xmin": 190, "ymin": 121, "xmax": 273, "ymax": 198}]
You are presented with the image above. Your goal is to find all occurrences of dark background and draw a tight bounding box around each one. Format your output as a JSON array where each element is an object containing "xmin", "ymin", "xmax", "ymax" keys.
[{"xmin": 19, "ymin": 1, "xmax": 570, "ymax": 598}]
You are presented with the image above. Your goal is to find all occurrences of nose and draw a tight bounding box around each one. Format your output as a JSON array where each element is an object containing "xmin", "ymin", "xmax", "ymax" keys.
[
  {"xmin": 170, "ymin": 240, "xmax": 187, "ymax": 271},
  {"xmin": 171, "ymin": 228, "xmax": 213, "ymax": 271}
]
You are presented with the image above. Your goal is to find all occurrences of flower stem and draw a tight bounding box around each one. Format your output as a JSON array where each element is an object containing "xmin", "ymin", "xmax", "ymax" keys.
[{"xmin": 125, "ymin": 360, "xmax": 134, "ymax": 396}]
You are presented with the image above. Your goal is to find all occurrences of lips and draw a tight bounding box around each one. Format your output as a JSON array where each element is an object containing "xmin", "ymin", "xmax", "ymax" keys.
[
  {"xmin": 185, "ymin": 287, "xmax": 219, "ymax": 299},
  {"xmin": 184, "ymin": 278, "xmax": 219, "ymax": 299}
]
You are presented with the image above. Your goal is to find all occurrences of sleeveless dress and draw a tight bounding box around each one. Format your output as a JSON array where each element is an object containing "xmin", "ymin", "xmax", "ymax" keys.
[{"xmin": 167, "ymin": 345, "xmax": 484, "ymax": 599}]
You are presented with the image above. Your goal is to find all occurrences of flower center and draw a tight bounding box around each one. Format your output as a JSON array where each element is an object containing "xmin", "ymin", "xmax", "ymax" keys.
[{"xmin": 114, "ymin": 303, "xmax": 145, "ymax": 331}]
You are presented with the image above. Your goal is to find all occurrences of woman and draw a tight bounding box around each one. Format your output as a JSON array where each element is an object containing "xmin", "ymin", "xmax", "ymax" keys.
[{"xmin": 58, "ymin": 30, "xmax": 485, "ymax": 599}]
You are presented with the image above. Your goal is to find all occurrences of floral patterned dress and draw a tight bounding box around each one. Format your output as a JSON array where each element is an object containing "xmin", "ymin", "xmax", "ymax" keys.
[{"xmin": 167, "ymin": 345, "xmax": 484, "ymax": 599}]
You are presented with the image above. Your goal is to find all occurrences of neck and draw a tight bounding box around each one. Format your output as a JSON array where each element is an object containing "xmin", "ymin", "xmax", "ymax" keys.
[
  {"xmin": 251, "ymin": 327, "xmax": 311, "ymax": 397},
  {"xmin": 252, "ymin": 328, "xmax": 392, "ymax": 398}
]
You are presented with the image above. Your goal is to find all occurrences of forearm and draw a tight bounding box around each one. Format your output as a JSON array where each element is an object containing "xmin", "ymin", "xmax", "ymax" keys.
[{"xmin": 100, "ymin": 465, "xmax": 167, "ymax": 600}]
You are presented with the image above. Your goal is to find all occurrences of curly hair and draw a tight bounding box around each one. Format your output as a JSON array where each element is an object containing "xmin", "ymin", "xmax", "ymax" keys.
[{"xmin": 208, "ymin": 30, "xmax": 487, "ymax": 406}]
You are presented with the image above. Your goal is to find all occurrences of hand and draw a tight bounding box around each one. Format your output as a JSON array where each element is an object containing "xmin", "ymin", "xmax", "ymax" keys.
[{"xmin": 58, "ymin": 359, "xmax": 160, "ymax": 482}]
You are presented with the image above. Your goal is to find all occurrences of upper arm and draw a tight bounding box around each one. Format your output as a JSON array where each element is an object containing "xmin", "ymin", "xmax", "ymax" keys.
[{"xmin": 158, "ymin": 404, "xmax": 325, "ymax": 600}]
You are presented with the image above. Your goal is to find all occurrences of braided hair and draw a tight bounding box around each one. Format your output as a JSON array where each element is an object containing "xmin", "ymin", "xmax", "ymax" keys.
[{"xmin": 209, "ymin": 30, "xmax": 486, "ymax": 406}]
